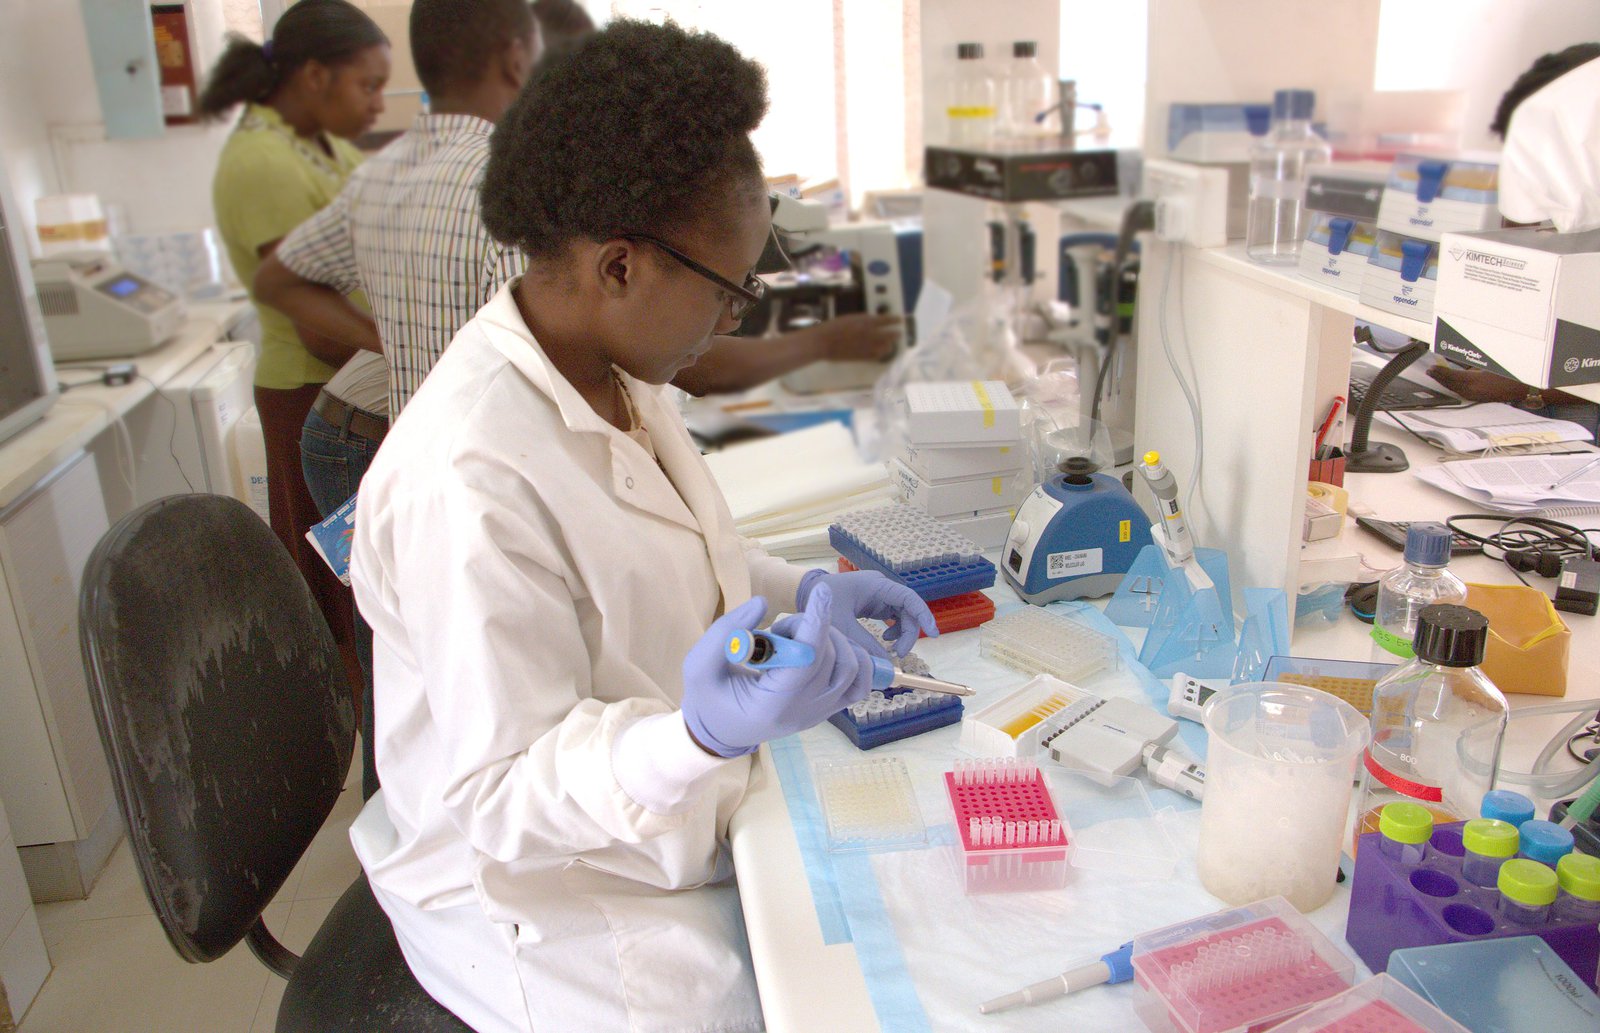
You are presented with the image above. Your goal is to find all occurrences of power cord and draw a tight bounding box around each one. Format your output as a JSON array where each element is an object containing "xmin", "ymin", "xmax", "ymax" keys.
[{"xmin": 1444, "ymin": 513, "xmax": 1596, "ymax": 585}]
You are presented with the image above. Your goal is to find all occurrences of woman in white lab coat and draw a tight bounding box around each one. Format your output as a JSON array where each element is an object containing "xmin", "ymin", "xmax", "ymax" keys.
[{"xmin": 347, "ymin": 20, "xmax": 935, "ymax": 1033}]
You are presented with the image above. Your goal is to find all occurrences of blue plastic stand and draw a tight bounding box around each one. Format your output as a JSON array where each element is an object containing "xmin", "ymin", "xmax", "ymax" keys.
[
  {"xmin": 1106, "ymin": 545, "xmax": 1235, "ymax": 679},
  {"xmin": 1232, "ymin": 588, "xmax": 1290, "ymax": 683}
]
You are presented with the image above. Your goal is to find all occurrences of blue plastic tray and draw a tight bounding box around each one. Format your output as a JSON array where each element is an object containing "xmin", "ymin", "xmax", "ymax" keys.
[
  {"xmin": 830, "ymin": 527, "xmax": 996, "ymax": 602},
  {"xmin": 829, "ymin": 694, "xmax": 964, "ymax": 750}
]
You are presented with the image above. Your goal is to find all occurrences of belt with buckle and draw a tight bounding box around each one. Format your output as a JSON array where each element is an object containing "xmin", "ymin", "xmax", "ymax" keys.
[{"xmin": 312, "ymin": 389, "xmax": 388, "ymax": 444}]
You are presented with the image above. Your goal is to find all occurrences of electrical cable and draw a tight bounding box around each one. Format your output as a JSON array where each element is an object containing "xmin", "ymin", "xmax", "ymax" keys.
[
  {"xmin": 135, "ymin": 373, "xmax": 196, "ymax": 493},
  {"xmin": 1444, "ymin": 514, "xmax": 1596, "ymax": 583},
  {"xmin": 1157, "ymin": 245, "xmax": 1204, "ymax": 513},
  {"xmin": 56, "ymin": 394, "xmax": 138, "ymax": 501}
]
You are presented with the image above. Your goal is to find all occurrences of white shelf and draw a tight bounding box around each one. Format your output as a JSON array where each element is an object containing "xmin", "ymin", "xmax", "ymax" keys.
[{"xmin": 1190, "ymin": 244, "xmax": 1435, "ymax": 342}]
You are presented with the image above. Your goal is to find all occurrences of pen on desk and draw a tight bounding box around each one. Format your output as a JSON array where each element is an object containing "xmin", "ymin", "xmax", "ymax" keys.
[
  {"xmin": 1313, "ymin": 396, "xmax": 1345, "ymax": 459},
  {"xmin": 1546, "ymin": 454, "xmax": 1600, "ymax": 491}
]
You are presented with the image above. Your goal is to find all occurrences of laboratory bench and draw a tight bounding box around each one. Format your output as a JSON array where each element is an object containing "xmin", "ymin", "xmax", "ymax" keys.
[
  {"xmin": 0, "ymin": 298, "xmax": 252, "ymax": 903},
  {"xmin": 728, "ymin": 419, "xmax": 1600, "ymax": 1032}
]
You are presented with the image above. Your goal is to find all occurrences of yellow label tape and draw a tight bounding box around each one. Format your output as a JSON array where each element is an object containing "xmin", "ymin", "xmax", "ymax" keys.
[{"xmin": 971, "ymin": 381, "xmax": 995, "ymax": 428}]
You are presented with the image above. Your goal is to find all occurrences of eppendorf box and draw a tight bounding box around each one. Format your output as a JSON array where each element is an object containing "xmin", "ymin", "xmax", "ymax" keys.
[{"xmin": 1433, "ymin": 228, "xmax": 1600, "ymax": 399}]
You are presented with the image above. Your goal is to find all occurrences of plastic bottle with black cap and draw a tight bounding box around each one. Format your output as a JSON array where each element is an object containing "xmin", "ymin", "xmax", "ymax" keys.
[{"xmin": 1352, "ymin": 604, "xmax": 1509, "ymax": 854}]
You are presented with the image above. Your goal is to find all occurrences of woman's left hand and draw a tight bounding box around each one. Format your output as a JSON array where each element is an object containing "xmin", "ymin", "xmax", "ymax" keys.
[{"xmin": 797, "ymin": 569, "xmax": 937, "ymax": 658}]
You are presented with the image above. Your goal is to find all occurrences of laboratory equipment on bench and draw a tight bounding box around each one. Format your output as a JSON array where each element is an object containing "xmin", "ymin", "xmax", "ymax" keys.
[
  {"xmin": 1353, "ymin": 605, "xmax": 1507, "ymax": 851},
  {"xmin": 1245, "ymin": 89, "xmax": 1332, "ymax": 265},
  {"xmin": 764, "ymin": 194, "xmax": 909, "ymax": 394},
  {"xmin": 725, "ymin": 627, "xmax": 973, "ymax": 696},
  {"xmin": 1035, "ymin": 686, "xmax": 1207, "ymax": 801},
  {"xmin": 1002, "ymin": 455, "xmax": 1153, "ymax": 602},
  {"xmin": 1197, "ymin": 683, "xmax": 1368, "ymax": 911},
  {"xmin": 830, "ymin": 504, "xmax": 996, "ymax": 602},
  {"xmin": 812, "ymin": 757, "xmax": 926, "ymax": 852},
  {"xmin": 1136, "ymin": 451, "xmax": 1193, "ymax": 566},
  {"xmin": 1369, "ymin": 523, "xmax": 1468, "ymax": 660},
  {"xmin": 978, "ymin": 941, "xmax": 1134, "ymax": 1015},
  {"xmin": 31, "ymin": 252, "xmax": 185, "ymax": 360},
  {"xmin": 978, "ymin": 607, "xmax": 1117, "ymax": 682},
  {"xmin": 1346, "ymin": 817, "xmax": 1600, "ymax": 991},
  {"xmin": 945, "ymin": 758, "xmax": 1070, "ymax": 894},
  {"xmin": 1270, "ymin": 974, "xmax": 1471, "ymax": 1033},
  {"xmin": 1387, "ymin": 937, "xmax": 1600, "ymax": 1033},
  {"xmin": 0, "ymin": 166, "xmax": 57, "ymax": 447},
  {"xmin": 120, "ymin": 340, "xmax": 258, "ymax": 506}
]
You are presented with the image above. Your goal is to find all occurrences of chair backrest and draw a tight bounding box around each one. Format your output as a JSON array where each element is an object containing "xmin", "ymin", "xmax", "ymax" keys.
[{"xmin": 79, "ymin": 494, "xmax": 353, "ymax": 964}]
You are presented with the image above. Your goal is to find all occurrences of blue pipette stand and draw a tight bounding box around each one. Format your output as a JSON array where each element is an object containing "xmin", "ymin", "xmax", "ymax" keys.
[
  {"xmin": 1107, "ymin": 544, "xmax": 1236, "ymax": 679},
  {"xmin": 1231, "ymin": 588, "xmax": 1290, "ymax": 684}
]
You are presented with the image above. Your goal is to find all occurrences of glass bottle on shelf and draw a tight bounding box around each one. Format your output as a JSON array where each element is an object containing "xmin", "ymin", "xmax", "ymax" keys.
[
  {"xmin": 1353, "ymin": 604, "xmax": 1508, "ymax": 854},
  {"xmin": 1000, "ymin": 41, "xmax": 1055, "ymax": 149},
  {"xmin": 946, "ymin": 43, "xmax": 997, "ymax": 149},
  {"xmin": 1245, "ymin": 88, "xmax": 1331, "ymax": 264}
]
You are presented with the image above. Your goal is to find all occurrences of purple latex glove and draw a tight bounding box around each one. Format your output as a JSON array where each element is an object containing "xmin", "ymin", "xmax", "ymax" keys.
[
  {"xmin": 681, "ymin": 585, "xmax": 875, "ymax": 758},
  {"xmin": 797, "ymin": 569, "xmax": 938, "ymax": 658}
]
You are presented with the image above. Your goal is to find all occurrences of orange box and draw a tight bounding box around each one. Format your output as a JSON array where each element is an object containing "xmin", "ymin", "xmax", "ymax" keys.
[{"xmin": 1465, "ymin": 583, "xmax": 1570, "ymax": 697}]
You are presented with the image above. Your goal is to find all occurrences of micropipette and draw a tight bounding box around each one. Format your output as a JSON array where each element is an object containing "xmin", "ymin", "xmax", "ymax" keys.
[
  {"xmin": 725, "ymin": 628, "xmax": 974, "ymax": 696},
  {"xmin": 1137, "ymin": 451, "xmax": 1193, "ymax": 566},
  {"xmin": 979, "ymin": 941, "xmax": 1134, "ymax": 1014}
]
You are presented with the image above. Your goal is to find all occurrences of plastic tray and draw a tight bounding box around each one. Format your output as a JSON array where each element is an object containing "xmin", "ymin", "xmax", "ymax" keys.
[
  {"xmin": 1261, "ymin": 655, "xmax": 1396, "ymax": 715},
  {"xmin": 1388, "ymin": 936, "xmax": 1600, "ymax": 1033},
  {"xmin": 1267, "ymin": 974, "xmax": 1469, "ymax": 1033},
  {"xmin": 830, "ymin": 526, "xmax": 997, "ymax": 603},
  {"xmin": 829, "ymin": 688, "xmax": 963, "ymax": 750},
  {"xmin": 813, "ymin": 757, "xmax": 926, "ymax": 852},
  {"xmin": 1345, "ymin": 822, "xmax": 1599, "ymax": 991},
  {"xmin": 979, "ymin": 607, "xmax": 1117, "ymax": 682},
  {"xmin": 1131, "ymin": 896, "xmax": 1356, "ymax": 1033},
  {"xmin": 958, "ymin": 675, "xmax": 1088, "ymax": 757}
]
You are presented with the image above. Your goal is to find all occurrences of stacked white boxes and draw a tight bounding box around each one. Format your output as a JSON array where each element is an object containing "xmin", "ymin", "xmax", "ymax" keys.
[
  {"xmin": 894, "ymin": 381, "xmax": 1027, "ymax": 547},
  {"xmin": 1362, "ymin": 152, "xmax": 1500, "ymax": 321},
  {"xmin": 1297, "ymin": 164, "xmax": 1387, "ymax": 296}
]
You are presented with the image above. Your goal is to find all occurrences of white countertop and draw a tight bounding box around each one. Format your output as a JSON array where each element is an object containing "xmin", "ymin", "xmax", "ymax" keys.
[{"xmin": 0, "ymin": 301, "xmax": 248, "ymax": 510}]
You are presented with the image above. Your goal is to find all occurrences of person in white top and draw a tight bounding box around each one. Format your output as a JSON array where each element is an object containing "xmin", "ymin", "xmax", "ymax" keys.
[{"xmin": 348, "ymin": 20, "xmax": 935, "ymax": 1033}]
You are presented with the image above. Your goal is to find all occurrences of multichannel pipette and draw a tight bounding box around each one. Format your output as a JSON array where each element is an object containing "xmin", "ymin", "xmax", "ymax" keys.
[
  {"xmin": 725, "ymin": 629, "xmax": 974, "ymax": 696},
  {"xmin": 978, "ymin": 941, "xmax": 1134, "ymax": 1014}
]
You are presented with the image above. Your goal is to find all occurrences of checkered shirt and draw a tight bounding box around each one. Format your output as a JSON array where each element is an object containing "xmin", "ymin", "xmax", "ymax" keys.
[{"xmin": 275, "ymin": 112, "xmax": 523, "ymax": 416}]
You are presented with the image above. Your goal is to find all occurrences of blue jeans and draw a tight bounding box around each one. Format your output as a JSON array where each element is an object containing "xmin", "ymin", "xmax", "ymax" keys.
[{"xmin": 302, "ymin": 404, "xmax": 386, "ymax": 800}]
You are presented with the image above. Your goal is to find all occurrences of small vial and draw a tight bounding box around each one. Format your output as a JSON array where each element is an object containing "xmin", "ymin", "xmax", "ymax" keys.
[
  {"xmin": 1480, "ymin": 789, "xmax": 1535, "ymax": 828},
  {"xmin": 1461, "ymin": 818, "xmax": 1518, "ymax": 887},
  {"xmin": 1497, "ymin": 858, "xmax": 1558, "ymax": 926},
  {"xmin": 1377, "ymin": 802, "xmax": 1432, "ymax": 865},
  {"xmin": 1555, "ymin": 853, "xmax": 1600, "ymax": 924},
  {"xmin": 1518, "ymin": 820, "xmax": 1575, "ymax": 867}
]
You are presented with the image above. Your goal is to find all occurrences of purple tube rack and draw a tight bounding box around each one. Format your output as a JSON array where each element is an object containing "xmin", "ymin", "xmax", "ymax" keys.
[{"xmin": 1345, "ymin": 822, "xmax": 1600, "ymax": 991}]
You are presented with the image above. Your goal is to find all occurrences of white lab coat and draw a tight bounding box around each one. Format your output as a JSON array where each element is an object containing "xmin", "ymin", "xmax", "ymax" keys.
[{"xmin": 348, "ymin": 282, "xmax": 806, "ymax": 1033}]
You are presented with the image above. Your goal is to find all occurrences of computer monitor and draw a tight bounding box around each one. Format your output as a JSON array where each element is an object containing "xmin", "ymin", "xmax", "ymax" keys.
[{"xmin": 0, "ymin": 169, "xmax": 59, "ymax": 448}]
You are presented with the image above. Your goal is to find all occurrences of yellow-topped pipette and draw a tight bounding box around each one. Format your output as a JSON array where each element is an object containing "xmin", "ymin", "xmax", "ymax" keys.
[{"xmin": 1138, "ymin": 450, "xmax": 1194, "ymax": 566}]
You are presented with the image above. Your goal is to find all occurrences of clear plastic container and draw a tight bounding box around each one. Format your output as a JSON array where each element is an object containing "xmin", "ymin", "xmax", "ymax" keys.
[
  {"xmin": 1370, "ymin": 523, "xmax": 1467, "ymax": 662},
  {"xmin": 1197, "ymin": 684, "xmax": 1368, "ymax": 912},
  {"xmin": 813, "ymin": 757, "xmax": 926, "ymax": 852},
  {"xmin": 978, "ymin": 607, "xmax": 1116, "ymax": 682},
  {"xmin": 1354, "ymin": 605, "xmax": 1508, "ymax": 853},
  {"xmin": 1479, "ymin": 788, "xmax": 1535, "ymax": 827},
  {"xmin": 999, "ymin": 41, "xmax": 1056, "ymax": 149},
  {"xmin": 1245, "ymin": 89, "xmax": 1332, "ymax": 264},
  {"xmin": 1459, "ymin": 818, "xmax": 1518, "ymax": 887},
  {"xmin": 1130, "ymin": 896, "xmax": 1356, "ymax": 1033},
  {"xmin": 945, "ymin": 43, "xmax": 997, "ymax": 149},
  {"xmin": 945, "ymin": 758, "xmax": 1070, "ymax": 893},
  {"xmin": 1269, "ymin": 973, "xmax": 1471, "ymax": 1033},
  {"xmin": 1555, "ymin": 853, "xmax": 1600, "ymax": 923},
  {"xmin": 1496, "ymin": 858, "xmax": 1557, "ymax": 926},
  {"xmin": 1378, "ymin": 802, "xmax": 1433, "ymax": 866}
]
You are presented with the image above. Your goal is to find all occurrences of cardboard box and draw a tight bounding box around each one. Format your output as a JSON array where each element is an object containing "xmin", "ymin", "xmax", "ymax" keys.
[
  {"xmin": 1433, "ymin": 227, "xmax": 1600, "ymax": 395},
  {"xmin": 901, "ymin": 443, "xmax": 1024, "ymax": 482},
  {"xmin": 889, "ymin": 459, "xmax": 1028, "ymax": 518},
  {"xmin": 903, "ymin": 380, "xmax": 1021, "ymax": 446},
  {"xmin": 1465, "ymin": 583, "xmax": 1570, "ymax": 697},
  {"xmin": 1376, "ymin": 152, "xmax": 1500, "ymax": 242}
]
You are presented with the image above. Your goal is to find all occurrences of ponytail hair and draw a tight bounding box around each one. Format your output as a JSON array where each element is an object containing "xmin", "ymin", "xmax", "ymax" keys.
[{"xmin": 198, "ymin": 0, "xmax": 387, "ymax": 120}]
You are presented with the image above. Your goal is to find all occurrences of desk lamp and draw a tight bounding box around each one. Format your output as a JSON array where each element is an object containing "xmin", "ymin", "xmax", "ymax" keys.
[{"xmin": 1345, "ymin": 336, "xmax": 1427, "ymax": 473}]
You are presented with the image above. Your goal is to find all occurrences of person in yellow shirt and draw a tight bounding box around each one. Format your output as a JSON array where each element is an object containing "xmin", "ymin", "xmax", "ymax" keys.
[{"xmin": 202, "ymin": 0, "xmax": 389, "ymax": 693}]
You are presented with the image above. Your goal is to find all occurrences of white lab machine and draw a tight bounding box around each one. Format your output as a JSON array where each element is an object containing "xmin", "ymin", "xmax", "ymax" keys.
[
  {"xmin": 31, "ymin": 252, "xmax": 186, "ymax": 361},
  {"xmin": 124, "ymin": 340, "xmax": 259, "ymax": 506}
]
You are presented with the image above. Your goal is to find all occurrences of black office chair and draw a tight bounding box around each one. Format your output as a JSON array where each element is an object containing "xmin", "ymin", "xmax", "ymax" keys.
[{"xmin": 78, "ymin": 494, "xmax": 472, "ymax": 1032}]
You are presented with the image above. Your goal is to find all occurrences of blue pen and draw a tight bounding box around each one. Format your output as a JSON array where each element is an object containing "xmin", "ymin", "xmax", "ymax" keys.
[{"xmin": 724, "ymin": 629, "xmax": 973, "ymax": 697}]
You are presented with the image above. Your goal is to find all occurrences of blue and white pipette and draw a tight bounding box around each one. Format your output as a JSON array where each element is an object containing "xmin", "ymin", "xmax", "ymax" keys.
[
  {"xmin": 978, "ymin": 941, "xmax": 1135, "ymax": 1014},
  {"xmin": 724, "ymin": 629, "xmax": 974, "ymax": 696}
]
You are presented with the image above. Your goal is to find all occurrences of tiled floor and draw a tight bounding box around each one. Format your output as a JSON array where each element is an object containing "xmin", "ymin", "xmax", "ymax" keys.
[{"xmin": 16, "ymin": 760, "xmax": 365, "ymax": 1033}]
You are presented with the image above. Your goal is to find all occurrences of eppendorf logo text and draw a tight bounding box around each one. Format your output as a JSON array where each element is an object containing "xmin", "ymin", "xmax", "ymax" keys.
[{"xmin": 1459, "ymin": 250, "xmax": 1527, "ymax": 270}]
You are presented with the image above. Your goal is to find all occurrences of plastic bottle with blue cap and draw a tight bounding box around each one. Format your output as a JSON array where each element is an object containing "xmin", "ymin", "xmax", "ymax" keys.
[
  {"xmin": 1245, "ymin": 88, "xmax": 1332, "ymax": 264},
  {"xmin": 1480, "ymin": 788, "xmax": 1535, "ymax": 828},
  {"xmin": 1369, "ymin": 522, "xmax": 1467, "ymax": 662},
  {"xmin": 1518, "ymin": 819, "xmax": 1575, "ymax": 867}
]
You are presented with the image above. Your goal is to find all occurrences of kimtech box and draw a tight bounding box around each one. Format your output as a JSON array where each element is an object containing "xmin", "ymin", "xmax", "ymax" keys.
[{"xmin": 1433, "ymin": 227, "xmax": 1600, "ymax": 396}]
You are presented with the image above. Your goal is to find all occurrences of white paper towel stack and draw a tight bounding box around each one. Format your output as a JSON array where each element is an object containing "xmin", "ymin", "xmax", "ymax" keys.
[{"xmin": 703, "ymin": 422, "xmax": 893, "ymax": 560}]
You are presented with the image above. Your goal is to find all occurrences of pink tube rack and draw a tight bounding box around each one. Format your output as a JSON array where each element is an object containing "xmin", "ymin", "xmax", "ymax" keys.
[{"xmin": 944, "ymin": 759, "xmax": 1070, "ymax": 894}]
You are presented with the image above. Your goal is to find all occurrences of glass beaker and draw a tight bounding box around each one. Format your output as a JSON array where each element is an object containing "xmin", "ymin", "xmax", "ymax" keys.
[{"xmin": 1197, "ymin": 683, "xmax": 1370, "ymax": 911}]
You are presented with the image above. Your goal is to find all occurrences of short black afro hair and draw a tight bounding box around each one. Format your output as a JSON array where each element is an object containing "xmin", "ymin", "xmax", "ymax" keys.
[
  {"xmin": 409, "ymin": 0, "xmax": 534, "ymax": 97},
  {"xmin": 481, "ymin": 19, "xmax": 769, "ymax": 260},
  {"xmin": 1490, "ymin": 42, "xmax": 1599, "ymax": 138}
]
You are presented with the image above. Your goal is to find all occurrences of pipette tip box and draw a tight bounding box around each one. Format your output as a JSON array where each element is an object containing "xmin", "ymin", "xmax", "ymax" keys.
[
  {"xmin": 902, "ymin": 380, "xmax": 1021, "ymax": 447},
  {"xmin": 1388, "ymin": 937, "xmax": 1600, "ymax": 1033},
  {"xmin": 829, "ymin": 688, "xmax": 963, "ymax": 750},
  {"xmin": 979, "ymin": 607, "xmax": 1117, "ymax": 682},
  {"xmin": 812, "ymin": 756, "xmax": 926, "ymax": 852},
  {"xmin": 1345, "ymin": 823, "xmax": 1600, "ymax": 991},
  {"xmin": 830, "ymin": 505, "xmax": 996, "ymax": 602},
  {"xmin": 945, "ymin": 758, "xmax": 1071, "ymax": 894},
  {"xmin": 1266, "ymin": 974, "xmax": 1470, "ymax": 1033},
  {"xmin": 1130, "ymin": 895, "xmax": 1356, "ymax": 1033},
  {"xmin": 840, "ymin": 560, "xmax": 997, "ymax": 635}
]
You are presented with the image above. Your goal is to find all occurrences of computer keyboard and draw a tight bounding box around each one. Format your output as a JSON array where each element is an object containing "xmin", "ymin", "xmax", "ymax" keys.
[{"xmin": 1348, "ymin": 368, "xmax": 1463, "ymax": 412}]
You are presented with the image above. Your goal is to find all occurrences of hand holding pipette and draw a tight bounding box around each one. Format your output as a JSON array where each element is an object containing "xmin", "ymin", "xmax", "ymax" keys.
[{"xmin": 725, "ymin": 628, "xmax": 974, "ymax": 697}]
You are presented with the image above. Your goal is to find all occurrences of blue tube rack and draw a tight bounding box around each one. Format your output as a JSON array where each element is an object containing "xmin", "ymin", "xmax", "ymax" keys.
[
  {"xmin": 829, "ymin": 688, "xmax": 964, "ymax": 750},
  {"xmin": 829, "ymin": 526, "xmax": 996, "ymax": 602}
]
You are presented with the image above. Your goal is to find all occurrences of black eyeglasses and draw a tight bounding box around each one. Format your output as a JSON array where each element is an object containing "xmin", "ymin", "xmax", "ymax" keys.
[{"xmin": 622, "ymin": 233, "xmax": 766, "ymax": 322}]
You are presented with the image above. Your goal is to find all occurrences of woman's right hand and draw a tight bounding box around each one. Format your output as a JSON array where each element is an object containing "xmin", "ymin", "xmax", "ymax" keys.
[{"xmin": 680, "ymin": 584, "xmax": 874, "ymax": 758}]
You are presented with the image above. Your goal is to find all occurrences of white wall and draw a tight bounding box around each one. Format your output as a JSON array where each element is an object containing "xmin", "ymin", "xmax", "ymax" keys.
[
  {"xmin": 1374, "ymin": 0, "xmax": 1600, "ymax": 151},
  {"xmin": 1059, "ymin": 0, "xmax": 1147, "ymax": 149},
  {"xmin": 0, "ymin": 1, "xmax": 243, "ymax": 254}
]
